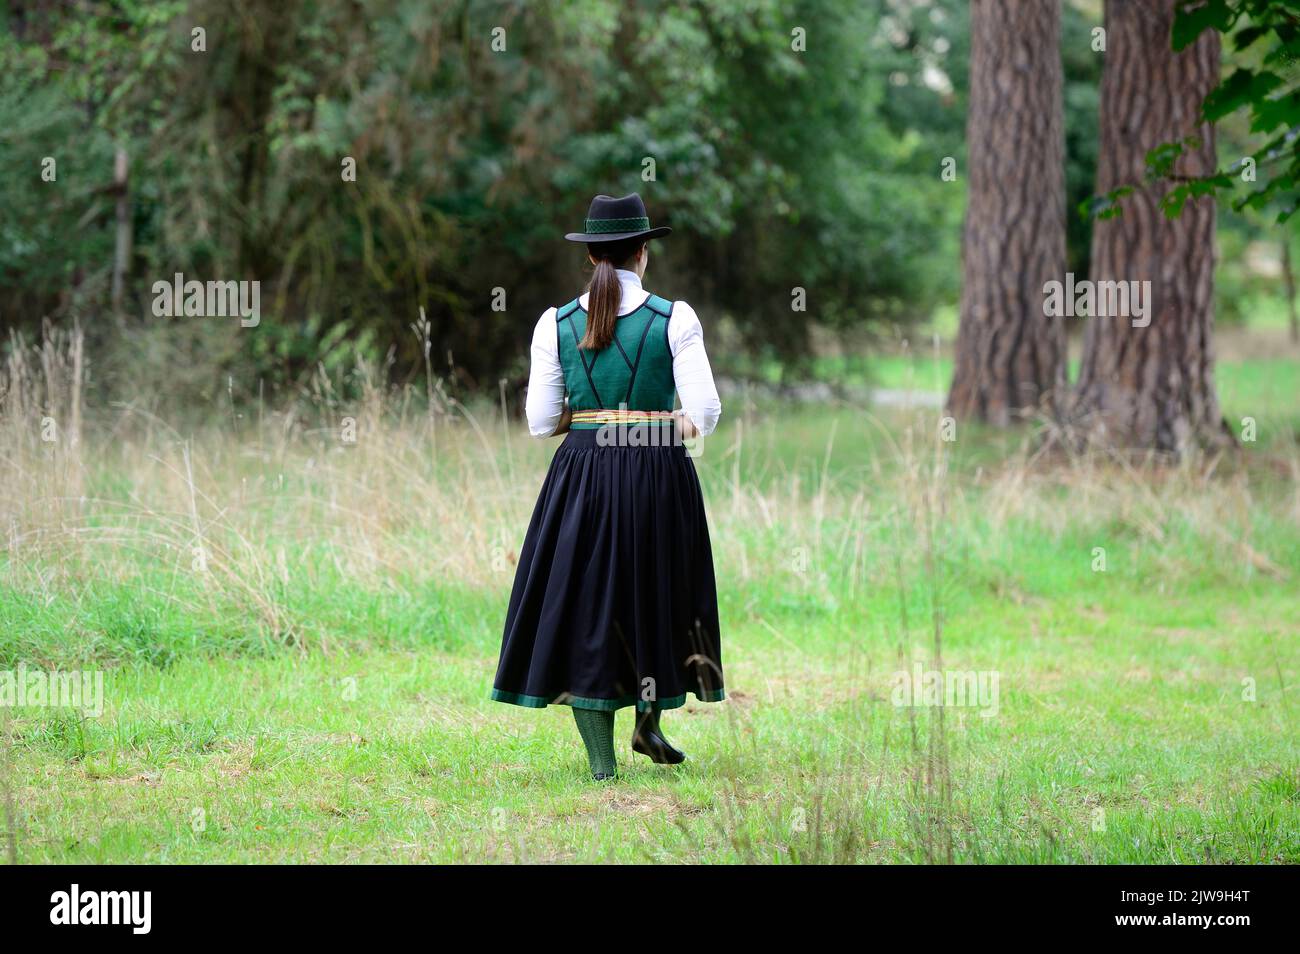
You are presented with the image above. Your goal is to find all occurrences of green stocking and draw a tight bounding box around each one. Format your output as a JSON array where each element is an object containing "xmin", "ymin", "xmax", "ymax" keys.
[{"xmin": 572, "ymin": 707, "xmax": 617, "ymax": 779}]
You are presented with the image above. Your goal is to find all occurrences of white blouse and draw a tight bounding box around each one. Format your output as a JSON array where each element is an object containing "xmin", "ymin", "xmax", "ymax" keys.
[{"xmin": 524, "ymin": 269, "xmax": 723, "ymax": 438}]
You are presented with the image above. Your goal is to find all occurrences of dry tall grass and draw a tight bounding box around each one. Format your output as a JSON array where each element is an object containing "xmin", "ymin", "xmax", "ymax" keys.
[{"xmin": 1, "ymin": 324, "xmax": 1296, "ymax": 659}]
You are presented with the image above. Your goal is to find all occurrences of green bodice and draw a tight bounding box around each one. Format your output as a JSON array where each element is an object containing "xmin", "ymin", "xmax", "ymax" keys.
[{"xmin": 556, "ymin": 293, "xmax": 676, "ymax": 427}]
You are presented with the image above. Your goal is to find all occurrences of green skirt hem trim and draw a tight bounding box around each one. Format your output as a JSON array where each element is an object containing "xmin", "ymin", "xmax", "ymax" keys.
[{"xmin": 491, "ymin": 687, "xmax": 725, "ymax": 712}]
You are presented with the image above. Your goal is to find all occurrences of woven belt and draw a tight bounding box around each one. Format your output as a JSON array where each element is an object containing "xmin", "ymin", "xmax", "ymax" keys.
[{"xmin": 571, "ymin": 409, "xmax": 674, "ymax": 425}]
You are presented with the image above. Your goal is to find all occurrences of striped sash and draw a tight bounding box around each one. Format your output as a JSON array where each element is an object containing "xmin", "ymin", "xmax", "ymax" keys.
[{"xmin": 570, "ymin": 408, "xmax": 675, "ymax": 427}]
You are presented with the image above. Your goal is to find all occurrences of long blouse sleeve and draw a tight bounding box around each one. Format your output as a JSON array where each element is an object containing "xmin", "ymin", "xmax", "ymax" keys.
[
  {"xmin": 667, "ymin": 301, "xmax": 722, "ymax": 437},
  {"xmin": 524, "ymin": 307, "xmax": 566, "ymax": 437}
]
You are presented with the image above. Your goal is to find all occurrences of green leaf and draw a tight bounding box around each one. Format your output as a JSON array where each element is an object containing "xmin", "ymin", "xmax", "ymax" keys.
[
  {"xmin": 1232, "ymin": 25, "xmax": 1270, "ymax": 51},
  {"xmin": 1086, "ymin": 186, "xmax": 1134, "ymax": 221},
  {"xmin": 1203, "ymin": 69, "xmax": 1284, "ymax": 123},
  {"xmin": 1249, "ymin": 91, "xmax": 1300, "ymax": 134},
  {"xmin": 1172, "ymin": 0, "xmax": 1234, "ymax": 51}
]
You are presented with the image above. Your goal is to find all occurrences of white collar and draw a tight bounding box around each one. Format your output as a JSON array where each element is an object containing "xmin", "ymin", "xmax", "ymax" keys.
[{"xmin": 579, "ymin": 268, "xmax": 649, "ymax": 315}]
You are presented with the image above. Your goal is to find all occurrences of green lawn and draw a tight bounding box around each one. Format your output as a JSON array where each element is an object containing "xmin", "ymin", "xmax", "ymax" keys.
[
  {"xmin": 730, "ymin": 331, "xmax": 1300, "ymax": 441},
  {"xmin": 862, "ymin": 352, "xmax": 1300, "ymax": 429},
  {"xmin": 2, "ymin": 364, "xmax": 1298, "ymax": 863}
]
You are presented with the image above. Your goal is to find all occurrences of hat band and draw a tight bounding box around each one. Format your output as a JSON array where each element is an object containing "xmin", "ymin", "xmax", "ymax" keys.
[{"xmin": 584, "ymin": 216, "xmax": 650, "ymax": 234}]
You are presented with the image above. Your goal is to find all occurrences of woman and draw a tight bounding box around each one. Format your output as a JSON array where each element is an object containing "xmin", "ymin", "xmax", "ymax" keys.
[{"xmin": 492, "ymin": 193, "xmax": 725, "ymax": 781}]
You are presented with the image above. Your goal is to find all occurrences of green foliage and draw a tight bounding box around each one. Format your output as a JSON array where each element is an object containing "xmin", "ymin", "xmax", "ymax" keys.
[
  {"xmin": 1087, "ymin": 0, "xmax": 1298, "ymax": 224},
  {"xmin": 1, "ymin": 0, "xmax": 970, "ymax": 397},
  {"xmin": 0, "ymin": 38, "xmax": 115, "ymax": 310},
  {"xmin": 1061, "ymin": 2, "xmax": 1104, "ymax": 274},
  {"xmin": 1167, "ymin": 0, "xmax": 1300, "ymax": 221}
]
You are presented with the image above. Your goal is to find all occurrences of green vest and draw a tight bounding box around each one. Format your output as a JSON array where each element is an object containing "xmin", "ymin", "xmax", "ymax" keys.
[{"xmin": 556, "ymin": 293, "xmax": 676, "ymax": 428}]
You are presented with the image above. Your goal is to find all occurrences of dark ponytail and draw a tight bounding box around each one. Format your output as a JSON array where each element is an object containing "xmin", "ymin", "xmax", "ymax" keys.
[{"xmin": 581, "ymin": 238, "xmax": 645, "ymax": 351}]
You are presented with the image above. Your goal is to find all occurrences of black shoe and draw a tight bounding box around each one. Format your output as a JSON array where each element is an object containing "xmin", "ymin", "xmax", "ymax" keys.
[{"xmin": 631, "ymin": 710, "xmax": 686, "ymax": 765}]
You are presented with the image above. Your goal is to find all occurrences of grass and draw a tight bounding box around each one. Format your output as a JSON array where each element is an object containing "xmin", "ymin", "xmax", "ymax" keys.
[
  {"xmin": 1, "ymin": 329, "xmax": 1298, "ymax": 863},
  {"xmin": 729, "ymin": 326, "xmax": 1300, "ymax": 439}
]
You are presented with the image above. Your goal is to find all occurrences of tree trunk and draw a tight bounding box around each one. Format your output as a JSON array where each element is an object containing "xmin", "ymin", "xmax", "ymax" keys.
[
  {"xmin": 111, "ymin": 145, "xmax": 131, "ymax": 316},
  {"xmin": 947, "ymin": 0, "xmax": 1067, "ymax": 426},
  {"xmin": 1071, "ymin": 0, "xmax": 1232, "ymax": 453}
]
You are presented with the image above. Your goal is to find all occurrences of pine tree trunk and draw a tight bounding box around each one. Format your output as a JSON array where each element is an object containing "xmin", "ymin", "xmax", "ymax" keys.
[
  {"xmin": 947, "ymin": 0, "xmax": 1067, "ymax": 426},
  {"xmin": 1071, "ymin": 0, "xmax": 1232, "ymax": 453}
]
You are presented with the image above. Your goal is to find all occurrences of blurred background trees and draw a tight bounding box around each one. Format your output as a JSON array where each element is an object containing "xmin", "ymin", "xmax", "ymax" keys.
[
  {"xmin": 0, "ymin": 0, "xmax": 966, "ymax": 405},
  {"xmin": 0, "ymin": 0, "xmax": 1294, "ymax": 428}
]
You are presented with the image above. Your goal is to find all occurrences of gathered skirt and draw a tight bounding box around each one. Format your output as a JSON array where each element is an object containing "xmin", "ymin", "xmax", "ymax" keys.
[{"xmin": 492, "ymin": 426, "xmax": 724, "ymax": 712}]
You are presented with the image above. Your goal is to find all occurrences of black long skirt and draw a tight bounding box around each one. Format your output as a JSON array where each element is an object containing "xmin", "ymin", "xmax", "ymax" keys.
[{"xmin": 492, "ymin": 426, "xmax": 724, "ymax": 712}]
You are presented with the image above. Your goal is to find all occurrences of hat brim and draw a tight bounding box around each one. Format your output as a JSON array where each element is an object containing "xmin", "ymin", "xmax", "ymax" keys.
[{"xmin": 563, "ymin": 226, "xmax": 671, "ymax": 244}]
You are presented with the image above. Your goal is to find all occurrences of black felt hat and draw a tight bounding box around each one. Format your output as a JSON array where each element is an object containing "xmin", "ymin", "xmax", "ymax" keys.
[{"xmin": 564, "ymin": 193, "xmax": 672, "ymax": 243}]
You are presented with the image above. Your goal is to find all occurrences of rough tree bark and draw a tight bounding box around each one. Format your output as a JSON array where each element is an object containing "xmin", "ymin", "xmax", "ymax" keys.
[
  {"xmin": 947, "ymin": 0, "xmax": 1067, "ymax": 426},
  {"xmin": 1071, "ymin": 0, "xmax": 1233, "ymax": 453}
]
